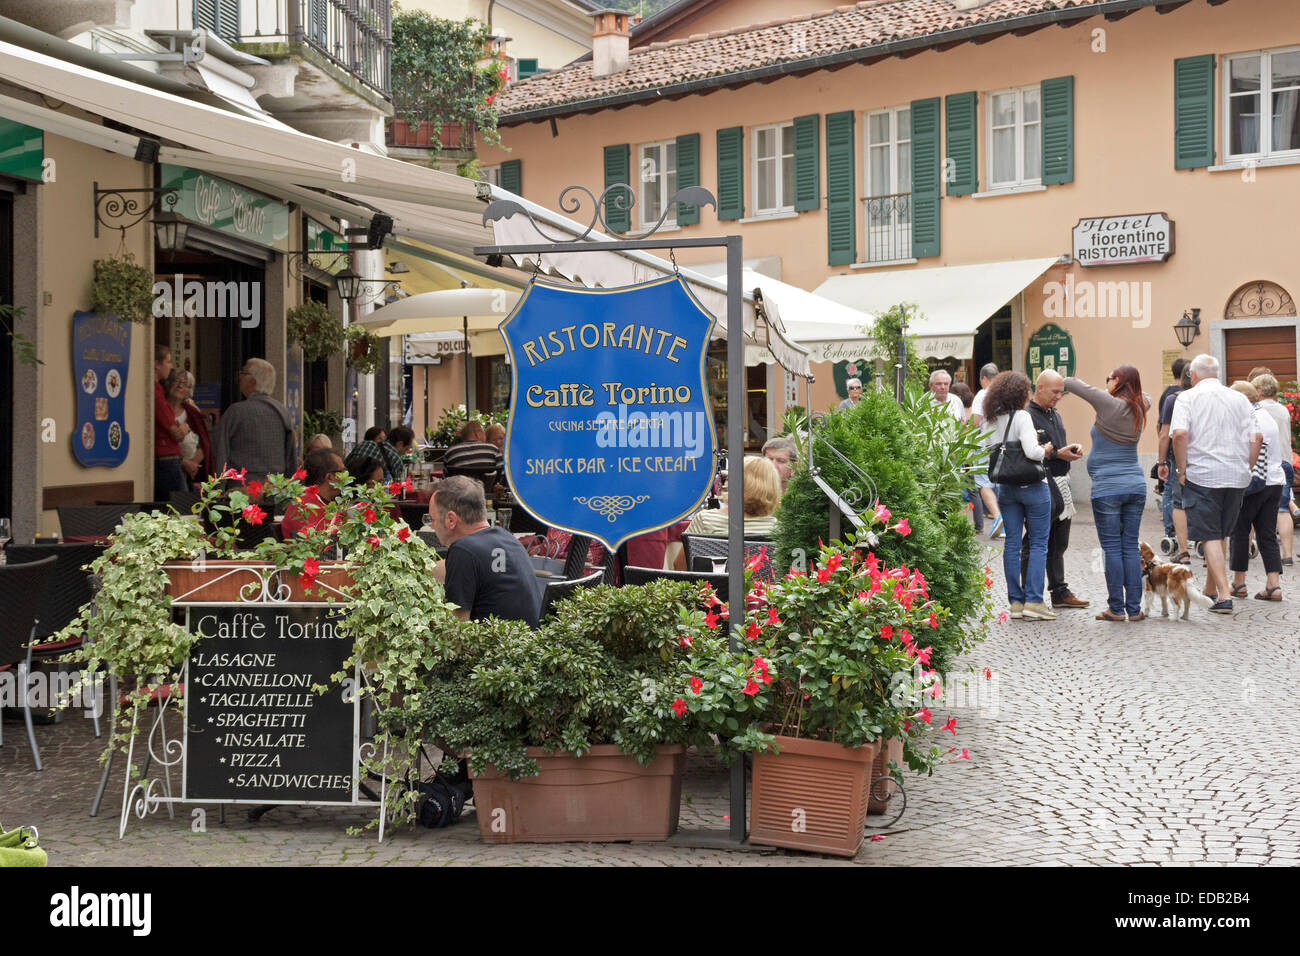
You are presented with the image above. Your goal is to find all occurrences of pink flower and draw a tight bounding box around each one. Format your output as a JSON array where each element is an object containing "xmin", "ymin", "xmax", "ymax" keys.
[
  {"xmin": 367, "ymin": 535, "xmax": 381, "ymax": 550},
  {"xmin": 942, "ymin": 716, "xmax": 957, "ymax": 735},
  {"xmin": 223, "ymin": 467, "xmax": 247, "ymax": 483},
  {"xmin": 926, "ymin": 682, "xmax": 943, "ymax": 699},
  {"xmin": 892, "ymin": 518, "xmax": 911, "ymax": 537},
  {"xmin": 745, "ymin": 547, "xmax": 768, "ymax": 572},
  {"xmin": 679, "ymin": 635, "xmax": 692, "ymax": 648},
  {"xmin": 915, "ymin": 707, "xmax": 932, "ymax": 724},
  {"xmin": 873, "ymin": 503, "xmax": 891, "ymax": 523},
  {"xmin": 671, "ymin": 698, "xmax": 687, "ymax": 718},
  {"xmin": 928, "ymin": 612, "xmax": 939, "ymax": 629},
  {"xmin": 742, "ymin": 678, "xmax": 761, "ymax": 696},
  {"xmin": 868, "ymin": 834, "xmax": 887, "ymax": 842},
  {"xmin": 242, "ymin": 504, "xmax": 266, "ymax": 525},
  {"xmin": 899, "ymin": 629, "xmax": 914, "ymax": 646},
  {"xmin": 689, "ymin": 676, "xmax": 702, "ymax": 695},
  {"xmin": 915, "ymin": 646, "xmax": 932, "ymax": 666},
  {"xmin": 998, "ymin": 611, "xmax": 1009, "ymax": 625},
  {"xmin": 959, "ymin": 748, "xmax": 970, "ymax": 761}
]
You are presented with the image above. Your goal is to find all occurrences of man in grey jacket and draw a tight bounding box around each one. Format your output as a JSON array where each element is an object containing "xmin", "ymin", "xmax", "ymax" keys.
[{"xmin": 212, "ymin": 357, "xmax": 297, "ymax": 483}]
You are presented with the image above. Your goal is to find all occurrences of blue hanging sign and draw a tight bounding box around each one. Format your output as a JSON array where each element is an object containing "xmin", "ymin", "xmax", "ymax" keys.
[
  {"xmin": 500, "ymin": 276, "xmax": 718, "ymax": 551},
  {"xmin": 71, "ymin": 311, "xmax": 132, "ymax": 467}
]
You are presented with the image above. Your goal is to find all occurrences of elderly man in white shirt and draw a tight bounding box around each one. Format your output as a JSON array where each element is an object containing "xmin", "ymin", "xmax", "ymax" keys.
[
  {"xmin": 929, "ymin": 368, "xmax": 965, "ymax": 420},
  {"xmin": 1170, "ymin": 354, "xmax": 1262, "ymax": 614}
]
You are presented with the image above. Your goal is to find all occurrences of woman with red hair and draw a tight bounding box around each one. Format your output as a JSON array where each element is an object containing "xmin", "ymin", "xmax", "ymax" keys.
[{"xmin": 1065, "ymin": 366, "xmax": 1151, "ymax": 621}]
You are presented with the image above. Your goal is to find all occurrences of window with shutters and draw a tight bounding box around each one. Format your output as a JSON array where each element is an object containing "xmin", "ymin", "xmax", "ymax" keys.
[
  {"xmin": 194, "ymin": 0, "xmax": 240, "ymax": 41},
  {"xmin": 481, "ymin": 165, "xmax": 502, "ymax": 186},
  {"xmin": 752, "ymin": 122, "xmax": 795, "ymax": 215},
  {"xmin": 986, "ymin": 86, "xmax": 1041, "ymax": 189},
  {"xmin": 638, "ymin": 140, "xmax": 678, "ymax": 227},
  {"xmin": 1224, "ymin": 47, "xmax": 1300, "ymax": 160},
  {"xmin": 863, "ymin": 106, "xmax": 911, "ymax": 264}
]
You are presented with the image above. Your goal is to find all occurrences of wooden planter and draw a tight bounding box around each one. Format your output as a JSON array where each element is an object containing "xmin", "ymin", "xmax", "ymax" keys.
[
  {"xmin": 165, "ymin": 560, "xmax": 353, "ymax": 603},
  {"xmin": 868, "ymin": 737, "xmax": 904, "ymax": 815},
  {"xmin": 469, "ymin": 744, "xmax": 685, "ymax": 843},
  {"xmin": 749, "ymin": 734, "xmax": 878, "ymax": 857}
]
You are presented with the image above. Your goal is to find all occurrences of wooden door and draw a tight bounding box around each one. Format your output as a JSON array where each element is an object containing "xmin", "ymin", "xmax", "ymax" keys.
[{"xmin": 1223, "ymin": 325, "xmax": 1297, "ymax": 383}]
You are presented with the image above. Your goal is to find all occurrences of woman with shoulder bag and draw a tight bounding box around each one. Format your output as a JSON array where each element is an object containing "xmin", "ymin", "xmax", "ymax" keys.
[
  {"xmin": 1228, "ymin": 381, "xmax": 1283, "ymax": 601},
  {"xmin": 1064, "ymin": 367, "xmax": 1150, "ymax": 622},
  {"xmin": 984, "ymin": 371, "xmax": 1054, "ymax": 621}
]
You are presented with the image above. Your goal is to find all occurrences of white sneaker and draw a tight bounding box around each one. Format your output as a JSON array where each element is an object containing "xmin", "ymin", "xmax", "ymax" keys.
[{"xmin": 1009, "ymin": 601, "xmax": 1024, "ymax": 619}]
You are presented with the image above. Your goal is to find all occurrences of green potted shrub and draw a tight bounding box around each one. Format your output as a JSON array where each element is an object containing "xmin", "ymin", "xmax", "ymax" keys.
[
  {"xmin": 414, "ymin": 579, "xmax": 726, "ymax": 843},
  {"xmin": 682, "ymin": 520, "xmax": 980, "ymax": 857}
]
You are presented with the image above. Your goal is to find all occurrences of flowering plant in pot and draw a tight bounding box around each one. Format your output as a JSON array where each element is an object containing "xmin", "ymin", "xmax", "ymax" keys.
[
  {"xmin": 409, "ymin": 579, "xmax": 727, "ymax": 842},
  {"xmin": 681, "ymin": 522, "xmax": 973, "ymax": 856}
]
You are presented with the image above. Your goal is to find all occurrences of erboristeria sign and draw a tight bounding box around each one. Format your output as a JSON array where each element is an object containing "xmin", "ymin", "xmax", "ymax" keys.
[{"xmin": 500, "ymin": 276, "xmax": 717, "ymax": 551}]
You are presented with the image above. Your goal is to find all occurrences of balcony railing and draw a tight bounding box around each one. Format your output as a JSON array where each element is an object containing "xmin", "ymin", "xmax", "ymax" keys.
[
  {"xmin": 862, "ymin": 192, "xmax": 912, "ymax": 264},
  {"xmin": 234, "ymin": 1, "xmax": 391, "ymax": 98}
]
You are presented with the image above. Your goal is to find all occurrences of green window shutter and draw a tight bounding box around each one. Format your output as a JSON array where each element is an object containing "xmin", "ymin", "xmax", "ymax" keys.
[
  {"xmin": 793, "ymin": 113, "xmax": 820, "ymax": 211},
  {"xmin": 517, "ymin": 58, "xmax": 539, "ymax": 79},
  {"xmin": 945, "ymin": 91, "xmax": 977, "ymax": 196},
  {"xmin": 675, "ymin": 133, "xmax": 700, "ymax": 226},
  {"xmin": 499, "ymin": 159, "xmax": 522, "ymax": 196},
  {"xmin": 825, "ymin": 111, "xmax": 856, "ymax": 266},
  {"xmin": 1174, "ymin": 54, "xmax": 1216, "ymax": 170},
  {"xmin": 1041, "ymin": 76, "xmax": 1074, "ymax": 185},
  {"xmin": 911, "ymin": 96, "xmax": 941, "ymax": 259},
  {"xmin": 603, "ymin": 144, "xmax": 631, "ymax": 233},
  {"xmin": 716, "ymin": 127, "xmax": 744, "ymax": 221}
]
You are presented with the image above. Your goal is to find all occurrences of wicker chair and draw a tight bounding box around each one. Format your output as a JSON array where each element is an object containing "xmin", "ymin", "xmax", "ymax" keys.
[
  {"xmin": 539, "ymin": 569, "xmax": 603, "ymax": 621},
  {"xmin": 56, "ymin": 504, "xmax": 142, "ymax": 539},
  {"xmin": 680, "ymin": 533, "xmax": 776, "ymax": 582}
]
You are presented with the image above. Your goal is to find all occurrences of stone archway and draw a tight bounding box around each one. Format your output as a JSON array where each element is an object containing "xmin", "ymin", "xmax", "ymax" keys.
[{"xmin": 1222, "ymin": 280, "xmax": 1297, "ymax": 382}]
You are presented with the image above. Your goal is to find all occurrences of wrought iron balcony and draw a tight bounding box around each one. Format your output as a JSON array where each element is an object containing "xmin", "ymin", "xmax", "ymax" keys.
[
  {"xmin": 861, "ymin": 192, "xmax": 912, "ymax": 265},
  {"xmin": 235, "ymin": 1, "xmax": 391, "ymax": 98}
]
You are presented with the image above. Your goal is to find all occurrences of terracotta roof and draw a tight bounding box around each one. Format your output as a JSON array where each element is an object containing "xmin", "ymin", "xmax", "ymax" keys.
[{"xmin": 498, "ymin": 0, "xmax": 1186, "ymax": 122}]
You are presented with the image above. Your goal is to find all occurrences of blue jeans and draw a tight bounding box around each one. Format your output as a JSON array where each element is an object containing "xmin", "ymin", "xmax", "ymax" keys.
[
  {"xmin": 1093, "ymin": 492, "xmax": 1146, "ymax": 615},
  {"xmin": 1160, "ymin": 460, "xmax": 1175, "ymax": 537},
  {"xmin": 997, "ymin": 480, "xmax": 1050, "ymax": 604}
]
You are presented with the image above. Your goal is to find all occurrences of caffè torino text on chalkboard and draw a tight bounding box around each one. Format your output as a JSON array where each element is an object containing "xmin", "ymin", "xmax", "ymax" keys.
[{"xmin": 183, "ymin": 605, "xmax": 358, "ymax": 804}]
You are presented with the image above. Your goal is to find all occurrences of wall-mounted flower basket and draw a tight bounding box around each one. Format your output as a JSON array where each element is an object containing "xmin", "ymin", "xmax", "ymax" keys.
[
  {"xmin": 345, "ymin": 325, "xmax": 383, "ymax": 375},
  {"xmin": 91, "ymin": 252, "xmax": 154, "ymax": 324},
  {"xmin": 288, "ymin": 299, "xmax": 344, "ymax": 361}
]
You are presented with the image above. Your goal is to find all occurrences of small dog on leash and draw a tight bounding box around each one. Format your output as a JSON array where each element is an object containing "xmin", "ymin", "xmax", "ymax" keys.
[{"xmin": 1139, "ymin": 541, "xmax": 1214, "ymax": 619}]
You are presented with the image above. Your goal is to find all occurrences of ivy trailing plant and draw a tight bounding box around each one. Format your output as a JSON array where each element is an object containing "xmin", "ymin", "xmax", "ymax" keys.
[
  {"xmin": 345, "ymin": 324, "xmax": 384, "ymax": 375},
  {"xmin": 287, "ymin": 299, "xmax": 344, "ymax": 361},
  {"xmin": 304, "ymin": 407, "xmax": 345, "ymax": 446},
  {"xmin": 1, "ymin": 303, "xmax": 41, "ymax": 368},
  {"xmin": 390, "ymin": 11, "xmax": 509, "ymax": 157},
  {"xmin": 91, "ymin": 252, "xmax": 155, "ymax": 324}
]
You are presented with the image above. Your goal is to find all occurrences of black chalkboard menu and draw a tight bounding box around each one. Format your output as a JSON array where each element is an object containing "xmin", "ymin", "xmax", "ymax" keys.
[{"xmin": 184, "ymin": 605, "xmax": 357, "ymax": 803}]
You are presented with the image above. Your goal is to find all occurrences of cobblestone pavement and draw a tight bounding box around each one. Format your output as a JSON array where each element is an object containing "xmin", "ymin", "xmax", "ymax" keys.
[{"xmin": 3, "ymin": 509, "xmax": 1298, "ymax": 866}]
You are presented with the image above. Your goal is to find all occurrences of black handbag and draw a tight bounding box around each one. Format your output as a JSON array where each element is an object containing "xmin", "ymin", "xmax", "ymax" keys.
[{"xmin": 988, "ymin": 411, "xmax": 1047, "ymax": 487}]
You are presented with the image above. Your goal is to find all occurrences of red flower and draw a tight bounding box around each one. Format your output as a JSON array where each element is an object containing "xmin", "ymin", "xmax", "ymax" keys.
[
  {"xmin": 742, "ymin": 678, "xmax": 761, "ymax": 696},
  {"xmin": 388, "ymin": 481, "xmax": 404, "ymax": 495},
  {"xmin": 892, "ymin": 518, "xmax": 911, "ymax": 537},
  {"xmin": 926, "ymin": 682, "xmax": 943, "ymax": 699},
  {"xmin": 751, "ymin": 656, "xmax": 772, "ymax": 684},
  {"xmin": 671, "ymin": 698, "xmax": 688, "ymax": 718},
  {"xmin": 899, "ymin": 629, "xmax": 914, "ymax": 646},
  {"xmin": 915, "ymin": 646, "xmax": 933, "ymax": 666},
  {"xmin": 915, "ymin": 707, "xmax": 932, "ymax": 724},
  {"xmin": 679, "ymin": 634, "xmax": 693, "ymax": 648},
  {"xmin": 880, "ymin": 624, "xmax": 894, "ymax": 641},
  {"xmin": 856, "ymin": 590, "xmax": 870, "ymax": 602},
  {"xmin": 825, "ymin": 553, "xmax": 842, "ymax": 573},
  {"xmin": 745, "ymin": 547, "xmax": 768, "ymax": 572},
  {"xmin": 303, "ymin": 557, "xmax": 320, "ymax": 576},
  {"xmin": 959, "ymin": 748, "xmax": 970, "ymax": 761},
  {"xmin": 983, "ymin": 667, "xmax": 992, "ymax": 680},
  {"xmin": 362, "ymin": 507, "xmax": 378, "ymax": 524},
  {"xmin": 241, "ymin": 504, "xmax": 266, "ymax": 525},
  {"xmin": 246, "ymin": 480, "xmax": 263, "ymax": 500},
  {"xmin": 816, "ymin": 566, "xmax": 831, "ymax": 584},
  {"xmin": 689, "ymin": 676, "xmax": 703, "ymax": 695},
  {"xmin": 873, "ymin": 503, "xmax": 891, "ymax": 523},
  {"xmin": 903, "ymin": 719, "xmax": 912, "ymax": 732},
  {"xmin": 998, "ymin": 611, "xmax": 1009, "ymax": 625},
  {"xmin": 222, "ymin": 467, "xmax": 247, "ymax": 483},
  {"xmin": 865, "ymin": 552, "xmax": 879, "ymax": 573},
  {"xmin": 367, "ymin": 535, "xmax": 381, "ymax": 550},
  {"xmin": 928, "ymin": 612, "xmax": 939, "ymax": 629},
  {"xmin": 704, "ymin": 610, "xmax": 720, "ymax": 629},
  {"xmin": 942, "ymin": 716, "xmax": 957, "ymax": 735},
  {"xmin": 868, "ymin": 834, "xmax": 887, "ymax": 842},
  {"xmin": 292, "ymin": 468, "xmax": 308, "ymax": 481},
  {"xmin": 746, "ymin": 619, "xmax": 761, "ymax": 641},
  {"xmin": 766, "ymin": 605, "xmax": 780, "ymax": 626},
  {"xmin": 303, "ymin": 484, "xmax": 318, "ymax": 497},
  {"xmin": 396, "ymin": 526, "xmax": 412, "ymax": 542}
]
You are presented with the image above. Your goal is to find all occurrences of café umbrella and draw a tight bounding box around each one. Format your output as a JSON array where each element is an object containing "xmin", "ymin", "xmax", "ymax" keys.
[{"xmin": 356, "ymin": 287, "xmax": 521, "ymax": 409}]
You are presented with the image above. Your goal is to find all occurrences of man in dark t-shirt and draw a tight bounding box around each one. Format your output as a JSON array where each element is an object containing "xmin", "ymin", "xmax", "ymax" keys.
[
  {"xmin": 429, "ymin": 475, "xmax": 542, "ymax": 628},
  {"xmin": 1157, "ymin": 360, "xmax": 1191, "ymax": 559}
]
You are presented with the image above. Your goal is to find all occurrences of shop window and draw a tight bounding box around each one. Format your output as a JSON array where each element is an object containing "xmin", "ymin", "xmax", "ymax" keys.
[
  {"xmin": 986, "ymin": 86, "xmax": 1041, "ymax": 188},
  {"xmin": 1225, "ymin": 47, "xmax": 1300, "ymax": 159}
]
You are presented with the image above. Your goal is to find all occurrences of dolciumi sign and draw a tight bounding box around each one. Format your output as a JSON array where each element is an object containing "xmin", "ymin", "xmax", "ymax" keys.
[
  {"xmin": 1072, "ymin": 212, "xmax": 1174, "ymax": 267},
  {"xmin": 500, "ymin": 276, "xmax": 717, "ymax": 551}
]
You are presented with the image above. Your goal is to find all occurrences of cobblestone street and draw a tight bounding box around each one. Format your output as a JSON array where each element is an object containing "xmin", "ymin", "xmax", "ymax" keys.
[{"xmin": 4, "ymin": 509, "xmax": 1298, "ymax": 866}]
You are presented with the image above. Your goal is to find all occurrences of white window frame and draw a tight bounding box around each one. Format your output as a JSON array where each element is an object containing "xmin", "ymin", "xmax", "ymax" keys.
[
  {"xmin": 864, "ymin": 105, "xmax": 911, "ymax": 198},
  {"xmin": 481, "ymin": 164, "xmax": 502, "ymax": 186},
  {"xmin": 1224, "ymin": 45, "xmax": 1300, "ymax": 161},
  {"xmin": 637, "ymin": 140, "xmax": 677, "ymax": 228},
  {"xmin": 861, "ymin": 105, "xmax": 912, "ymax": 265},
  {"xmin": 985, "ymin": 85, "xmax": 1042, "ymax": 190},
  {"xmin": 751, "ymin": 121, "xmax": 795, "ymax": 216}
]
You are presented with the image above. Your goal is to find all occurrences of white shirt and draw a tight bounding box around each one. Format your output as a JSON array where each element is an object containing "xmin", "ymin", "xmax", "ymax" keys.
[
  {"xmin": 984, "ymin": 409, "xmax": 1046, "ymax": 460},
  {"xmin": 1253, "ymin": 405, "xmax": 1285, "ymax": 487},
  {"xmin": 933, "ymin": 392, "xmax": 964, "ymax": 420},
  {"xmin": 1258, "ymin": 398, "xmax": 1292, "ymax": 450},
  {"xmin": 1169, "ymin": 378, "xmax": 1260, "ymax": 489}
]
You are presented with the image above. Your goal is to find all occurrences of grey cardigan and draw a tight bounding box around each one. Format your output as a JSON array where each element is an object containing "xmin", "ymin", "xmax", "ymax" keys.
[{"xmin": 1064, "ymin": 377, "xmax": 1150, "ymax": 445}]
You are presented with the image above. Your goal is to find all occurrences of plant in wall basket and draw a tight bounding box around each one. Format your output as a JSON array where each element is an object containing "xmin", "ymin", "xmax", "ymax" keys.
[
  {"xmin": 303, "ymin": 408, "xmax": 345, "ymax": 446},
  {"xmin": 345, "ymin": 324, "xmax": 383, "ymax": 375},
  {"xmin": 90, "ymin": 252, "xmax": 155, "ymax": 324},
  {"xmin": 287, "ymin": 299, "xmax": 344, "ymax": 361}
]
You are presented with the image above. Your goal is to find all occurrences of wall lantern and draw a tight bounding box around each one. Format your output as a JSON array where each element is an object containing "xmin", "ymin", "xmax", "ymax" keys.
[
  {"xmin": 152, "ymin": 211, "xmax": 190, "ymax": 253},
  {"xmin": 1174, "ymin": 308, "xmax": 1201, "ymax": 348}
]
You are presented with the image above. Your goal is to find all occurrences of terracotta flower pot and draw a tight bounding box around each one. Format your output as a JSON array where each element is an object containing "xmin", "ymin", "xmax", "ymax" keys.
[
  {"xmin": 749, "ymin": 734, "xmax": 878, "ymax": 857},
  {"xmin": 868, "ymin": 737, "xmax": 904, "ymax": 815},
  {"xmin": 469, "ymin": 744, "xmax": 685, "ymax": 843},
  {"xmin": 165, "ymin": 561, "xmax": 352, "ymax": 603}
]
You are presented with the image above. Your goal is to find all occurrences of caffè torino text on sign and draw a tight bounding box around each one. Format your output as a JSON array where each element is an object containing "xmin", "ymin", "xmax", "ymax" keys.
[{"xmin": 1072, "ymin": 212, "xmax": 1174, "ymax": 267}]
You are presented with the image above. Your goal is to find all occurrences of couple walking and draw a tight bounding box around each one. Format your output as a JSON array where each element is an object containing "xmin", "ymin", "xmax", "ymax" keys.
[{"xmin": 986, "ymin": 366, "xmax": 1149, "ymax": 621}]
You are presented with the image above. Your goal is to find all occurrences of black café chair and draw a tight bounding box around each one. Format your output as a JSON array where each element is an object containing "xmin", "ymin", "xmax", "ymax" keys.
[
  {"xmin": 539, "ymin": 569, "xmax": 603, "ymax": 621},
  {"xmin": 442, "ymin": 465, "xmax": 497, "ymax": 498},
  {"xmin": 0, "ymin": 556, "xmax": 58, "ymax": 770},
  {"xmin": 57, "ymin": 504, "xmax": 142, "ymax": 539},
  {"xmin": 681, "ymin": 533, "xmax": 777, "ymax": 583},
  {"xmin": 622, "ymin": 565, "xmax": 730, "ymax": 604}
]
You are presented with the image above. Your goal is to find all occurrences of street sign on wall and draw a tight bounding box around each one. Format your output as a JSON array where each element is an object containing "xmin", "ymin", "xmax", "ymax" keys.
[{"xmin": 500, "ymin": 276, "xmax": 717, "ymax": 551}]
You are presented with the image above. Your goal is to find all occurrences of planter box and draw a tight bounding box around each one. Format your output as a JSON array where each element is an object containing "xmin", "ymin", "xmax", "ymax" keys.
[
  {"xmin": 750, "ymin": 734, "xmax": 878, "ymax": 857},
  {"xmin": 165, "ymin": 561, "xmax": 353, "ymax": 603},
  {"xmin": 469, "ymin": 744, "xmax": 684, "ymax": 843},
  {"xmin": 868, "ymin": 737, "xmax": 904, "ymax": 815}
]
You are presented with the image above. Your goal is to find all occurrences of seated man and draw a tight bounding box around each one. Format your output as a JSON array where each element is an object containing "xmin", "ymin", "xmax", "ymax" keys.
[
  {"xmin": 441, "ymin": 421, "xmax": 502, "ymax": 474},
  {"xmin": 280, "ymin": 448, "xmax": 345, "ymax": 541},
  {"xmin": 429, "ymin": 476, "xmax": 542, "ymax": 628}
]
